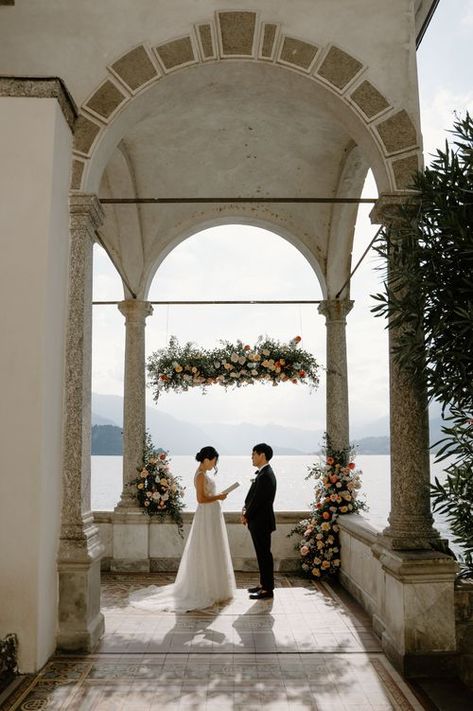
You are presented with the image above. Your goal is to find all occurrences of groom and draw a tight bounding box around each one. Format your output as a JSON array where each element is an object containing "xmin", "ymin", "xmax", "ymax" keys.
[{"xmin": 241, "ymin": 443, "xmax": 277, "ymax": 600}]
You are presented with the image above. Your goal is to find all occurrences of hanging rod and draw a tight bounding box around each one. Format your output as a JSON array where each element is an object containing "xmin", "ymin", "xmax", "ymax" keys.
[
  {"xmin": 99, "ymin": 197, "xmax": 377, "ymax": 205},
  {"xmin": 92, "ymin": 299, "xmax": 324, "ymax": 305}
]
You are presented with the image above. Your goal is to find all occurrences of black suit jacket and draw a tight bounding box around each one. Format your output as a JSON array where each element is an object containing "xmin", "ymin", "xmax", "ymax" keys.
[{"xmin": 244, "ymin": 464, "xmax": 277, "ymax": 532}]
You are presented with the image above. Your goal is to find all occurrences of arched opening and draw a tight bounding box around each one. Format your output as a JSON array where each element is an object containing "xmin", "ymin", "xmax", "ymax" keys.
[{"xmin": 90, "ymin": 224, "xmax": 326, "ymax": 515}]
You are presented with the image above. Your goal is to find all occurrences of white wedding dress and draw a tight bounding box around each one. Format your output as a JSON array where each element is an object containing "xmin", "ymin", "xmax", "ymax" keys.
[{"xmin": 129, "ymin": 471, "xmax": 236, "ymax": 612}]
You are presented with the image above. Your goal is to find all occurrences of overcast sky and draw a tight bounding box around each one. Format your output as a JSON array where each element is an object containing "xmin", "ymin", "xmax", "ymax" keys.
[{"xmin": 91, "ymin": 0, "xmax": 473, "ymax": 437}]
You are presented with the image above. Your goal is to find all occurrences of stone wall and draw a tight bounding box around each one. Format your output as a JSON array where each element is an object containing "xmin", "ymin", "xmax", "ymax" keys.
[
  {"xmin": 93, "ymin": 510, "xmax": 305, "ymax": 573},
  {"xmin": 454, "ymin": 581, "xmax": 473, "ymax": 689},
  {"xmin": 338, "ymin": 514, "xmax": 473, "ymax": 686}
]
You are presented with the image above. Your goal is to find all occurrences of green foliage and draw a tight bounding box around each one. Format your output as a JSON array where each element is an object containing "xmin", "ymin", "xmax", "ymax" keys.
[
  {"xmin": 147, "ymin": 335, "xmax": 320, "ymax": 400},
  {"xmin": 289, "ymin": 438, "xmax": 367, "ymax": 579},
  {"xmin": 372, "ymin": 113, "xmax": 473, "ymax": 576}
]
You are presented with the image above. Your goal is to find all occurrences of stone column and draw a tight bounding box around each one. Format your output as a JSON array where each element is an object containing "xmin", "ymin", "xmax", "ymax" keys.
[
  {"xmin": 318, "ymin": 299, "xmax": 354, "ymax": 452},
  {"xmin": 371, "ymin": 195, "xmax": 439, "ymax": 549},
  {"xmin": 116, "ymin": 299, "xmax": 153, "ymax": 509},
  {"xmin": 57, "ymin": 193, "xmax": 105, "ymax": 651}
]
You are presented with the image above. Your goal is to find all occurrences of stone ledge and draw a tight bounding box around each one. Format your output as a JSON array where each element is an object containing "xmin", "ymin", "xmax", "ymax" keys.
[
  {"xmin": 337, "ymin": 513, "xmax": 380, "ymax": 544},
  {"xmin": 0, "ymin": 77, "xmax": 77, "ymax": 131},
  {"xmin": 93, "ymin": 509, "xmax": 309, "ymax": 524}
]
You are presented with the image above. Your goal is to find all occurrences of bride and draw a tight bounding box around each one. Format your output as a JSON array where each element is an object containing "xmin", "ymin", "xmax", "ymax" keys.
[{"xmin": 129, "ymin": 446, "xmax": 236, "ymax": 612}]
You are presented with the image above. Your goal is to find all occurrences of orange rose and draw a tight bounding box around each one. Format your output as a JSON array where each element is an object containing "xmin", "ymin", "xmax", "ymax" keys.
[
  {"xmin": 348, "ymin": 462, "xmax": 356, "ymax": 470},
  {"xmin": 293, "ymin": 336, "xmax": 302, "ymax": 343},
  {"xmin": 244, "ymin": 344, "xmax": 251, "ymax": 350},
  {"xmin": 299, "ymin": 370, "xmax": 306, "ymax": 377},
  {"xmin": 326, "ymin": 457, "xmax": 334, "ymax": 465},
  {"xmin": 322, "ymin": 511, "xmax": 331, "ymax": 520}
]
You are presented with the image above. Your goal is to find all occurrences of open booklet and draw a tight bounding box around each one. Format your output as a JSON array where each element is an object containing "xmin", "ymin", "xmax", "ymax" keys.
[{"xmin": 221, "ymin": 481, "xmax": 240, "ymax": 495}]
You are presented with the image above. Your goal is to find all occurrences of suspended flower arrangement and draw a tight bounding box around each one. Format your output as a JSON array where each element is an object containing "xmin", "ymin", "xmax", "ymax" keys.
[{"xmin": 147, "ymin": 335, "xmax": 320, "ymax": 399}]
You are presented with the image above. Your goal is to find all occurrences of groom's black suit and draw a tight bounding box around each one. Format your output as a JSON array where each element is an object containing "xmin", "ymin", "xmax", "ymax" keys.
[{"xmin": 244, "ymin": 464, "xmax": 277, "ymax": 592}]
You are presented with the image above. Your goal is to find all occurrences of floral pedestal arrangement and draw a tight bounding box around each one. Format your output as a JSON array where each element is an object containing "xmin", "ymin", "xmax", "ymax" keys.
[
  {"xmin": 291, "ymin": 441, "xmax": 366, "ymax": 579},
  {"xmin": 128, "ymin": 433, "xmax": 186, "ymax": 536}
]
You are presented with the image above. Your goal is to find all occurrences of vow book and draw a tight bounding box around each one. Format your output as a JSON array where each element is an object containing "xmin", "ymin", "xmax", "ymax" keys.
[{"xmin": 221, "ymin": 481, "xmax": 240, "ymax": 495}]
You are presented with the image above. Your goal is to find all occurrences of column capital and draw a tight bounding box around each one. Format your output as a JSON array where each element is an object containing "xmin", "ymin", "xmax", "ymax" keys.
[
  {"xmin": 318, "ymin": 299, "xmax": 354, "ymax": 322},
  {"xmin": 370, "ymin": 192, "xmax": 420, "ymax": 226},
  {"xmin": 118, "ymin": 299, "xmax": 154, "ymax": 322},
  {"xmin": 69, "ymin": 193, "xmax": 104, "ymax": 232}
]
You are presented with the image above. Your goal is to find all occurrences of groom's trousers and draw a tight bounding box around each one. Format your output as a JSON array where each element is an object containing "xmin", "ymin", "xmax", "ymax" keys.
[{"xmin": 249, "ymin": 525, "xmax": 274, "ymax": 592}]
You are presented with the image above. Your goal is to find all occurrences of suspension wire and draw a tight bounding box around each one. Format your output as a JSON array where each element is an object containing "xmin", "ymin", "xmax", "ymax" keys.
[
  {"xmin": 99, "ymin": 197, "xmax": 377, "ymax": 205},
  {"xmin": 92, "ymin": 225, "xmax": 383, "ymax": 307},
  {"xmin": 92, "ymin": 299, "xmax": 324, "ymax": 305},
  {"xmin": 334, "ymin": 225, "xmax": 383, "ymax": 300},
  {"xmin": 94, "ymin": 230, "xmax": 137, "ymax": 299}
]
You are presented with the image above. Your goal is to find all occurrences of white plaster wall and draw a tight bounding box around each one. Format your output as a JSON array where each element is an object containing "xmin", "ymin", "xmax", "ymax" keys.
[
  {"xmin": 0, "ymin": 97, "xmax": 72, "ymax": 672},
  {"xmin": 0, "ymin": 0, "xmax": 420, "ymax": 117}
]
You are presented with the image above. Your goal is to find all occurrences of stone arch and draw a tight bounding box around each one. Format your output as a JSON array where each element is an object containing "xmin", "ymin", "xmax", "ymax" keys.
[
  {"xmin": 71, "ymin": 10, "xmax": 421, "ymax": 196},
  {"xmin": 141, "ymin": 213, "xmax": 327, "ymax": 300}
]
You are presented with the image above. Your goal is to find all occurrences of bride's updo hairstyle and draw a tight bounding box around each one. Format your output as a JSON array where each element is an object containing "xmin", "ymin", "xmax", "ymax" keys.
[{"xmin": 195, "ymin": 446, "xmax": 219, "ymax": 463}]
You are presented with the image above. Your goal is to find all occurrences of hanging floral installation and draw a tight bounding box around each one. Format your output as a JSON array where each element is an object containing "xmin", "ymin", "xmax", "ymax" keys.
[
  {"xmin": 127, "ymin": 433, "xmax": 186, "ymax": 535},
  {"xmin": 290, "ymin": 439, "xmax": 366, "ymax": 578},
  {"xmin": 147, "ymin": 335, "xmax": 320, "ymax": 398}
]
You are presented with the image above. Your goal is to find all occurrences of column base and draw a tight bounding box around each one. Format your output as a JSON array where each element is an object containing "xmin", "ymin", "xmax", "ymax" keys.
[
  {"xmin": 378, "ymin": 530, "xmax": 441, "ymax": 551},
  {"xmin": 374, "ymin": 543, "xmax": 459, "ymax": 674},
  {"xmin": 57, "ymin": 518, "xmax": 104, "ymax": 653},
  {"xmin": 111, "ymin": 509, "xmax": 150, "ymax": 571}
]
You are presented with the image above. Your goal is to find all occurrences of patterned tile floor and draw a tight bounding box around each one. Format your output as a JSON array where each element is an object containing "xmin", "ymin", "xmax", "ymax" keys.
[{"xmin": 1, "ymin": 574, "xmax": 427, "ymax": 710}]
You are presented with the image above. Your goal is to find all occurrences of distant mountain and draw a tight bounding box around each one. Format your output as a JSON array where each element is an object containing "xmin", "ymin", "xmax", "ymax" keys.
[
  {"xmin": 92, "ymin": 425, "xmax": 122, "ymax": 455},
  {"xmin": 92, "ymin": 412, "xmax": 118, "ymax": 426},
  {"xmin": 354, "ymin": 436, "xmax": 389, "ymax": 455},
  {"xmin": 91, "ymin": 393, "xmax": 319, "ymax": 455},
  {"xmin": 91, "ymin": 392, "xmax": 447, "ymax": 456}
]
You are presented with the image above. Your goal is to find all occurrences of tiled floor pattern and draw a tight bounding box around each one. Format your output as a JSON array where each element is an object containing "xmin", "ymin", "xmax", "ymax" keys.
[{"xmin": 2, "ymin": 574, "xmax": 426, "ymax": 710}]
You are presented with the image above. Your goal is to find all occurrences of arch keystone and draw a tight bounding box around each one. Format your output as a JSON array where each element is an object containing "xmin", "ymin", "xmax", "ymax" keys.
[
  {"xmin": 217, "ymin": 11, "xmax": 257, "ymax": 56},
  {"xmin": 110, "ymin": 45, "xmax": 160, "ymax": 93},
  {"xmin": 84, "ymin": 79, "xmax": 128, "ymax": 121},
  {"xmin": 73, "ymin": 114, "xmax": 102, "ymax": 156},
  {"xmin": 375, "ymin": 109, "xmax": 418, "ymax": 154},
  {"xmin": 316, "ymin": 46, "xmax": 364, "ymax": 91},
  {"xmin": 259, "ymin": 23, "xmax": 279, "ymax": 60},
  {"xmin": 71, "ymin": 159, "xmax": 85, "ymax": 191},
  {"xmin": 350, "ymin": 80, "xmax": 390, "ymax": 120},
  {"xmin": 391, "ymin": 154, "xmax": 419, "ymax": 190},
  {"xmin": 196, "ymin": 23, "xmax": 217, "ymax": 60},
  {"xmin": 155, "ymin": 36, "xmax": 196, "ymax": 71},
  {"xmin": 278, "ymin": 36, "xmax": 319, "ymax": 71}
]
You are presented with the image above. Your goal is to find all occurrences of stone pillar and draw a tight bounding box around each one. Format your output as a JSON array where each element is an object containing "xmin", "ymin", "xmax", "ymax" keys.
[
  {"xmin": 116, "ymin": 299, "xmax": 154, "ymax": 509},
  {"xmin": 57, "ymin": 194, "xmax": 105, "ymax": 651},
  {"xmin": 318, "ymin": 299, "xmax": 354, "ymax": 451},
  {"xmin": 111, "ymin": 299, "xmax": 153, "ymax": 572},
  {"xmin": 371, "ymin": 195, "xmax": 439, "ymax": 549}
]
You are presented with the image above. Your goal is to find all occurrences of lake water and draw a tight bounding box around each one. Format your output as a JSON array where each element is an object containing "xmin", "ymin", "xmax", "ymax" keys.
[{"xmin": 91, "ymin": 454, "xmax": 453, "ymax": 539}]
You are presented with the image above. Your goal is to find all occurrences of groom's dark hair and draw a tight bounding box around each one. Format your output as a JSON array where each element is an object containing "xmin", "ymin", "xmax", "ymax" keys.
[{"xmin": 253, "ymin": 443, "xmax": 273, "ymax": 461}]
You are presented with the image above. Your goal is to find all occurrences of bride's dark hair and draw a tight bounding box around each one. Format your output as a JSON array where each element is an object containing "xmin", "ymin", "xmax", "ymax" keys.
[{"xmin": 195, "ymin": 445, "xmax": 219, "ymax": 463}]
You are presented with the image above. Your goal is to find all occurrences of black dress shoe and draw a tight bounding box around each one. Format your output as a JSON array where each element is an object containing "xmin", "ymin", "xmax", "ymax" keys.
[
  {"xmin": 249, "ymin": 590, "xmax": 274, "ymax": 600},
  {"xmin": 247, "ymin": 585, "xmax": 262, "ymax": 593}
]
